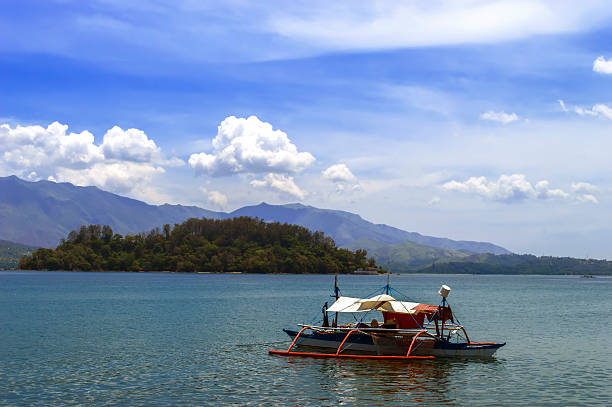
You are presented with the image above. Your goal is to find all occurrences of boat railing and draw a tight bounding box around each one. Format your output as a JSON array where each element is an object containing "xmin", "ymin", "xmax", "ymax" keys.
[{"xmin": 299, "ymin": 323, "xmax": 466, "ymax": 335}]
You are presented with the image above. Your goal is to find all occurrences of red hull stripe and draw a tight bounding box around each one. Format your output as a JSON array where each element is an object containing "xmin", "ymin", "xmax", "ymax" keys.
[{"xmin": 268, "ymin": 350, "xmax": 434, "ymax": 359}]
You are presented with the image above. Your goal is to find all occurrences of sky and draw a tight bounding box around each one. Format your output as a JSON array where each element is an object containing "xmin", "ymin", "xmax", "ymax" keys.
[{"xmin": 2, "ymin": 0, "xmax": 612, "ymax": 258}]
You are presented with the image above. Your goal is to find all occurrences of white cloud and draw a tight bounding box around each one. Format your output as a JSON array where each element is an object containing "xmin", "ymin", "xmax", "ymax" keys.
[
  {"xmin": 443, "ymin": 174, "xmax": 536, "ymax": 202},
  {"xmin": 6, "ymin": 1, "xmax": 612, "ymax": 68},
  {"xmin": 189, "ymin": 115, "xmax": 315, "ymax": 177},
  {"xmin": 322, "ymin": 163, "xmax": 356, "ymax": 182},
  {"xmin": 250, "ymin": 173, "xmax": 306, "ymax": 199},
  {"xmin": 577, "ymin": 194, "xmax": 599, "ymax": 204},
  {"xmin": 207, "ymin": 190, "xmax": 228, "ymax": 207},
  {"xmin": 268, "ymin": 2, "xmax": 610, "ymax": 51},
  {"xmin": 0, "ymin": 122, "xmax": 103, "ymax": 170},
  {"xmin": 0, "ymin": 121, "xmax": 173, "ymax": 198},
  {"xmin": 571, "ymin": 182, "xmax": 599, "ymax": 194},
  {"xmin": 322, "ymin": 163, "xmax": 361, "ymax": 194},
  {"xmin": 441, "ymin": 174, "xmax": 596, "ymax": 203},
  {"xmin": 53, "ymin": 162, "xmax": 165, "ymax": 194},
  {"xmin": 559, "ymin": 100, "xmax": 612, "ymax": 120},
  {"xmin": 593, "ymin": 56, "xmax": 612, "ymax": 74},
  {"xmin": 101, "ymin": 126, "xmax": 161, "ymax": 162},
  {"xmin": 479, "ymin": 111, "xmax": 519, "ymax": 124},
  {"xmin": 571, "ymin": 182, "xmax": 600, "ymax": 203},
  {"xmin": 534, "ymin": 180, "xmax": 569, "ymax": 200}
]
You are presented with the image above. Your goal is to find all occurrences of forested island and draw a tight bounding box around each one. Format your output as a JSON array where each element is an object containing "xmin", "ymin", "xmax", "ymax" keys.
[
  {"xmin": 19, "ymin": 217, "xmax": 377, "ymax": 273},
  {"xmin": 0, "ymin": 240, "xmax": 36, "ymax": 269},
  {"xmin": 421, "ymin": 253, "xmax": 612, "ymax": 275}
]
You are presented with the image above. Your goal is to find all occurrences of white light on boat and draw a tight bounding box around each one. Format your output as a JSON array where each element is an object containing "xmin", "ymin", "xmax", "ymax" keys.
[{"xmin": 438, "ymin": 285, "xmax": 451, "ymax": 298}]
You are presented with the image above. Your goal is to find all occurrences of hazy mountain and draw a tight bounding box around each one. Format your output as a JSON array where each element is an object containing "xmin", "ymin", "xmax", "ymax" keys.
[
  {"xmin": 343, "ymin": 238, "xmax": 470, "ymax": 271},
  {"xmin": 0, "ymin": 176, "xmax": 511, "ymax": 258},
  {"xmin": 0, "ymin": 175, "xmax": 223, "ymax": 247},
  {"xmin": 231, "ymin": 203, "xmax": 511, "ymax": 255},
  {"xmin": 0, "ymin": 239, "xmax": 36, "ymax": 269}
]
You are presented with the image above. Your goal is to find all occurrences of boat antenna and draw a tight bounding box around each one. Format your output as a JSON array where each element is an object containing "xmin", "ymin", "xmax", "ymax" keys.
[{"xmin": 438, "ymin": 285, "xmax": 451, "ymax": 341}]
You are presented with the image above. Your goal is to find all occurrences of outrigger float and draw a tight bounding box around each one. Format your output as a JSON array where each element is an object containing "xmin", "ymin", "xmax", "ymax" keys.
[{"xmin": 269, "ymin": 276, "xmax": 505, "ymax": 360}]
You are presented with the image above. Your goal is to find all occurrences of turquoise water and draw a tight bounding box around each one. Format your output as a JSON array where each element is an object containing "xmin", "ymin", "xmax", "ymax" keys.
[{"xmin": 1, "ymin": 271, "xmax": 611, "ymax": 406}]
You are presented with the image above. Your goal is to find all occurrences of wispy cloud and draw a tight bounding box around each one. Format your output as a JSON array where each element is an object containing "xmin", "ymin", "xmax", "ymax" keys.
[
  {"xmin": 559, "ymin": 99, "xmax": 612, "ymax": 120},
  {"xmin": 428, "ymin": 196, "xmax": 441, "ymax": 206},
  {"xmin": 479, "ymin": 111, "xmax": 519, "ymax": 124},
  {"xmin": 269, "ymin": 2, "xmax": 612, "ymax": 51}
]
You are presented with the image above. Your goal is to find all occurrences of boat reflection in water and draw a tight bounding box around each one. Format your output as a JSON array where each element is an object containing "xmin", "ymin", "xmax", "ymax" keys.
[
  {"xmin": 300, "ymin": 356, "xmax": 502, "ymax": 405},
  {"xmin": 269, "ymin": 275, "xmax": 505, "ymax": 360}
]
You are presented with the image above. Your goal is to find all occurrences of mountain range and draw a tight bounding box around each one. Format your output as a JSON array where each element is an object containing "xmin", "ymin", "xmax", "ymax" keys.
[{"xmin": 0, "ymin": 175, "xmax": 510, "ymax": 270}]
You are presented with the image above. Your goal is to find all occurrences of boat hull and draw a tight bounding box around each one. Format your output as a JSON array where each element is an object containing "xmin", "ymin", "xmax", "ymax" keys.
[
  {"xmin": 283, "ymin": 329, "xmax": 504, "ymax": 357},
  {"xmin": 283, "ymin": 329, "xmax": 377, "ymax": 353}
]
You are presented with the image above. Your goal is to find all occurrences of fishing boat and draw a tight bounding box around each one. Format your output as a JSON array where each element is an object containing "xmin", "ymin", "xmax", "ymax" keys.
[{"xmin": 269, "ymin": 276, "xmax": 505, "ymax": 360}]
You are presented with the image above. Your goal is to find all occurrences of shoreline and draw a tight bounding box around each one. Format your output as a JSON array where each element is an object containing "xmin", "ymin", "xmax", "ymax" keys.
[{"xmin": 1, "ymin": 269, "xmax": 609, "ymax": 277}]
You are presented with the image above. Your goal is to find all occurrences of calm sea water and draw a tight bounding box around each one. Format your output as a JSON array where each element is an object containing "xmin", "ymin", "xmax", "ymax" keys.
[{"xmin": 1, "ymin": 271, "xmax": 611, "ymax": 406}]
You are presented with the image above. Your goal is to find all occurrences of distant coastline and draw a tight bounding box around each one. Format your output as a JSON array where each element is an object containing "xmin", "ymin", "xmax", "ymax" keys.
[{"xmin": 3, "ymin": 268, "xmax": 608, "ymax": 278}]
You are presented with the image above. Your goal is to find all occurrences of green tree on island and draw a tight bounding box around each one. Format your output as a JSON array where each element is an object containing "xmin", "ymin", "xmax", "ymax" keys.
[{"xmin": 19, "ymin": 217, "xmax": 379, "ymax": 273}]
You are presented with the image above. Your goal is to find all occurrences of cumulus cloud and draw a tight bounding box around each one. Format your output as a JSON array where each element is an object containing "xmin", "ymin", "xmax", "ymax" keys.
[
  {"xmin": 101, "ymin": 126, "xmax": 161, "ymax": 162},
  {"xmin": 189, "ymin": 116, "xmax": 315, "ymax": 177},
  {"xmin": 558, "ymin": 99, "xmax": 612, "ymax": 120},
  {"xmin": 250, "ymin": 173, "xmax": 306, "ymax": 199},
  {"xmin": 442, "ymin": 174, "xmax": 597, "ymax": 204},
  {"xmin": 0, "ymin": 121, "xmax": 174, "ymax": 197},
  {"xmin": 322, "ymin": 164, "xmax": 356, "ymax": 182},
  {"xmin": 53, "ymin": 162, "xmax": 165, "ymax": 194},
  {"xmin": 479, "ymin": 111, "xmax": 519, "ymax": 124},
  {"xmin": 322, "ymin": 163, "xmax": 361, "ymax": 193},
  {"xmin": 0, "ymin": 122, "xmax": 103, "ymax": 170},
  {"xmin": 593, "ymin": 56, "xmax": 612, "ymax": 74}
]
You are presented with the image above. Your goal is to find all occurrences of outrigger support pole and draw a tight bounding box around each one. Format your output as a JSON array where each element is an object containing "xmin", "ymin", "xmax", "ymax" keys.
[
  {"xmin": 335, "ymin": 329, "xmax": 359, "ymax": 355},
  {"xmin": 406, "ymin": 330, "xmax": 428, "ymax": 357},
  {"xmin": 286, "ymin": 326, "xmax": 309, "ymax": 352},
  {"xmin": 268, "ymin": 326, "xmax": 435, "ymax": 360}
]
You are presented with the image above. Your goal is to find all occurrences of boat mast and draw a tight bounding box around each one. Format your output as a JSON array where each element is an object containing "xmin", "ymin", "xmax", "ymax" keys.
[
  {"xmin": 440, "ymin": 296, "xmax": 446, "ymax": 340},
  {"xmin": 332, "ymin": 274, "xmax": 339, "ymax": 327},
  {"xmin": 385, "ymin": 263, "xmax": 390, "ymax": 295}
]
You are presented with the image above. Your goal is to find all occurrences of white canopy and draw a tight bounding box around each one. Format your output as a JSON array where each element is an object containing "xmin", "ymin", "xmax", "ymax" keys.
[{"xmin": 326, "ymin": 295, "xmax": 421, "ymax": 314}]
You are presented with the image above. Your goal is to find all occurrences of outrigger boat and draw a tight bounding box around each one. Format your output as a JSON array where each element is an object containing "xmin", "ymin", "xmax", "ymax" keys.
[{"xmin": 269, "ymin": 276, "xmax": 505, "ymax": 360}]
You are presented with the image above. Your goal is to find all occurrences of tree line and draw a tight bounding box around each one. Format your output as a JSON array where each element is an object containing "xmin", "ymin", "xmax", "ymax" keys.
[
  {"xmin": 19, "ymin": 217, "xmax": 377, "ymax": 273},
  {"xmin": 420, "ymin": 253, "xmax": 612, "ymax": 275}
]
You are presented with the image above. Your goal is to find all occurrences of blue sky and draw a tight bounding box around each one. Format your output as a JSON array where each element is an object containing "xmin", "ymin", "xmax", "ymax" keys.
[{"xmin": 3, "ymin": 0, "xmax": 612, "ymax": 257}]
